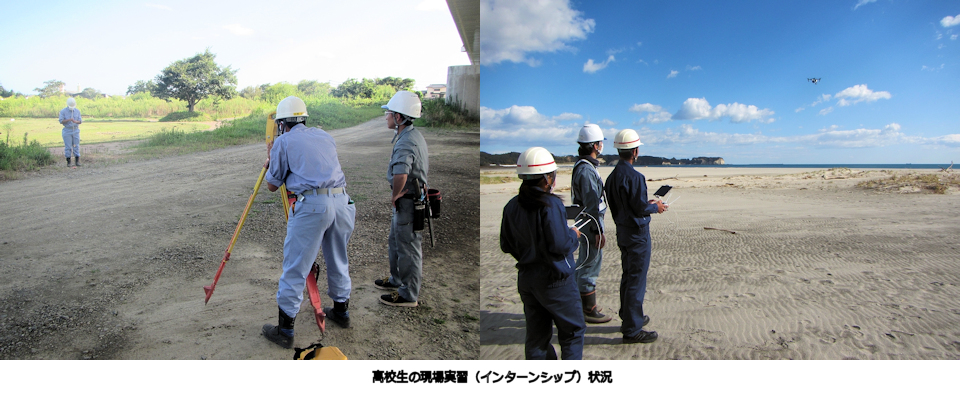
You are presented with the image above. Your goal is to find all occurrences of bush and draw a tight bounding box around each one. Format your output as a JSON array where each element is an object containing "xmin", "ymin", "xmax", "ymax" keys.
[
  {"xmin": 414, "ymin": 98, "xmax": 478, "ymax": 129},
  {"xmin": 159, "ymin": 111, "xmax": 211, "ymax": 122},
  {"xmin": 0, "ymin": 132, "xmax": 56, "ymax": 174}
]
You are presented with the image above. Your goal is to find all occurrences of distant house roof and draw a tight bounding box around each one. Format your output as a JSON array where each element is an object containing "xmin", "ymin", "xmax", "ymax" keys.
[{"xmin": 427, "ymin": 84, "xmax": 446, "ymax": 89}]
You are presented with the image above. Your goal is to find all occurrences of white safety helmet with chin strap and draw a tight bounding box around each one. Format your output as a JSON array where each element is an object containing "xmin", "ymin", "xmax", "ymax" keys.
[
  {"xmin": 382, "ymin": 90, "xmax": 422, "ymax": 120},
  {"xmin": 577, "ymin": 124, "xmax": 604, "ymax": 143},
  {"xmin": 275, "ymin": 96, "xmax": 308, "ymax": 128},
  {"xmin": 613, "ymin": 128, "xmax": 643, "ymax": 149},
  {"xmin": 516, "ymin": 147, "xmax": 558, "ymax": 180},
  {"xmin": 66, "ymin": 97, "xmax": 76, "ymax": 109}
]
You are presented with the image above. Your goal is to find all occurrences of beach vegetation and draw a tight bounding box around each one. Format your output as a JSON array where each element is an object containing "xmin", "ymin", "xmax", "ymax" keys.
[
  {"xmin": 856, "ymin": 172, "xmax": 960, "ymax": 194},
  {"xmin": 480, "ymin": 175, "xmax": 520, "ymax": 185}
]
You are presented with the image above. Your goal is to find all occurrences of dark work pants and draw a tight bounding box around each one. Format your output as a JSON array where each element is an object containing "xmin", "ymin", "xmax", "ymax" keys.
[
  {"xmin": 517, "ymin": 267, "xmax": 585, "ymax": 360},
  {"xmin": 617, "ymin": 223, "xmax": 651, "ymax": 337}
]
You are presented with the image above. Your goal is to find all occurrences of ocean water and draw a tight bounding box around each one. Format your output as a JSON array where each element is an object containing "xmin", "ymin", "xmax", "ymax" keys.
[{"xmin": 640, "ymin": 164, "xmax": 946, "ymax": 169}]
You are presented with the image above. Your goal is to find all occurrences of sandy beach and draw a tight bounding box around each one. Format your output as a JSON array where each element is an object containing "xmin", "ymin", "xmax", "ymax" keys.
[{"xmin": 480, "ymin": 165, "xmax": 960, "ymax": 360}]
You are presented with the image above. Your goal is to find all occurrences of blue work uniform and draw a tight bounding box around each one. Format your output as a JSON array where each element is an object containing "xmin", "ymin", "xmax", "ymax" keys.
[
  {"xmin": 267, "ymin": 124, "xmax": 356, "ymax": 318},
  {"xmin": 603, "ymin": 161, "xmax": 661, "ymax": 338},
  {"xmin": 385, "ymin": 125, "xmax": 429, "ymax": 302},
  {"xmin": 58, "ymin": 107, "xmax": 82, "ymax": 158},
  {"xmin": 571, "ymin": 156, "xmax": 606, "ymax": 293},
  {"xmin": 500, "ymin": 191, "xmax": 585, "ymax": 360}
]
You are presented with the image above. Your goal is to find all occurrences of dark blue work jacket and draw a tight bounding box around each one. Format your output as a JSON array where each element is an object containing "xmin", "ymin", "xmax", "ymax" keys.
[
  {"xmin": 604, "ymin": 161, "xmax": 660, "ymax": 232},
  {"xmin": 500, "ymin": 193, "xmax": 579, "ymax": 279}
]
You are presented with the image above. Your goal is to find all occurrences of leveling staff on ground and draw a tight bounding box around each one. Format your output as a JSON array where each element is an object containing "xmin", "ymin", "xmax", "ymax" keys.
[
  {"xmin": 501, "ymin": 147, "xmax": 586, "ymax": 360},
  {"xmin": 375, "ymin": 91, "xmax": 429, "ymax": 307},
  {"xmin": 604, "ymin": 129, "xmax": 667, "ymax": 345},
  {"xmin": 261, "ymin": 96, "xmax": 357, "ymax": 349}
]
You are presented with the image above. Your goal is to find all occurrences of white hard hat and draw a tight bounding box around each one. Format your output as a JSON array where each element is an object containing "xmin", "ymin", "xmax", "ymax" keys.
[
  {"xmin": 577, "ymin": 124, "xmax": 604, "ymax": 143},
  {"xmin": 275, "ymin": 96, "xmax": 308, "ymax": 120},
  {"xmin": 381, "ymin": 91, "xmax": 421, "ymax": 119},
  {"xmin": 66, "ymin": 98, "xmax": 76, "ymax": 108},
  {"xmin": 516, "ymin": 147, "xmax": 557, "ymax": 178},
  {"xmin": 613, "ymin": 129, "xmax": 643, "ymax": 149}
]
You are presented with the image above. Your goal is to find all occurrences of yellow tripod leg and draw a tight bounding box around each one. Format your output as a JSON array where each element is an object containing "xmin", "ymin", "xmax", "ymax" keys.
[{"xmin": 204, "ymin": 166, "xmax": 267, "ymax": 303}]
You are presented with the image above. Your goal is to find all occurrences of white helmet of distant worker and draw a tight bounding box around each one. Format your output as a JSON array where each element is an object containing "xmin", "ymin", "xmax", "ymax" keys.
[
  {"xmin": 516, "ymin": 147, "xmax": 558, "ymax": 179},
  {"xmin": 613, "ymin": 128, "xmax": 643, "ymax": 149},
  {"xmin": 66, "ymin": 98, "xmax": 76, "ymax": 109},
  {"xmin": 275, "ymin": 96, "xmax": 308, "ymax": 122},
  {"xmin": 382, "ymin": 91, "xmax": 422, "ymax": 119},
  {"xmin": 577, "ymin": 123, "xmax": 604, "ymax": 143}
]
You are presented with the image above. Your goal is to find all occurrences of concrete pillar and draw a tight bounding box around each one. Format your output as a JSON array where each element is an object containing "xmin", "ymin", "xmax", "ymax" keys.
[{"xmin": 445, "ymin": 65, "xmax": 479, "ymax": 117}]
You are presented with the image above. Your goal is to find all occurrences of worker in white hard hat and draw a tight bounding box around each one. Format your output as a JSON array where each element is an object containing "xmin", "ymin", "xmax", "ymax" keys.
[
  {"xmin": 58, "ymin": 97, "xmax": 82, "ymax": 167},
  {"xmin": 261, "ymin": 96, "xmax": 357, "ymax": 348},
  {"xmin": 603, "ymin": 129, "xmax": 667, "ymax": 344},
  {"xmin": 375, "ymin": 90, "xmax": 429, "ymax": 307},
  {"xmin": 500, "ymin": 147, "xmax": 586, "ymax": 359},
  {"xmin": 571, "ymin": 124, "xmax": 612, "ymax": 324}
]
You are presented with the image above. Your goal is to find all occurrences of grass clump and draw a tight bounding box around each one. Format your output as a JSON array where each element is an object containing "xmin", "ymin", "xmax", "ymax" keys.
[
  {"xmin": 159, "ymin": 111, "xmax": 211, "ymax": 122},
  {"xmin": 414, "ymin": 98, "xmax": 479, "ymax": 130},
  {"xmin": 857, "ymin": 172, "xmax": 960, "ymax": 194},
  {"xmin": 480, "ymin": 175, "xmax": 520, "ymax": 185},
  {"xmin": 0, "ymin": 131, "xmax": 56, "ymax": 178}
]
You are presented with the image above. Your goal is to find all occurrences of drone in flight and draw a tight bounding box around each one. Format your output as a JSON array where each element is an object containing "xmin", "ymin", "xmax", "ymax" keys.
[{"xmin": 808, "ymin": 78, "xmax": 821, "ymax": 85}]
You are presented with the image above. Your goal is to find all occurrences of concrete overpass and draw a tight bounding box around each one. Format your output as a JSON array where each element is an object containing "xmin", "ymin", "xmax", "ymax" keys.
[{"xmin": 445, "ymin": 0, "xmax": 479, "ymax": 117}]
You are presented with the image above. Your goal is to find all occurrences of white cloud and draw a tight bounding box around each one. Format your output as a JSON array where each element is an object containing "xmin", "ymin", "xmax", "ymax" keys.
[
  {"xmin": 922, "ymin": 64, "xmax": 945, "ymax": 71},
  {"xmin": 953, "ymin": 35, "xmax": 959, "ymax": 40},
  {"xmin": 795, "ymin": 107, "xmax": 805, "ymax": 113},
  {"xmin": 666, "ymin": 70, "xmax": 679, "ymax": 79},
  {"xmin": 942, "ymin": 14, "xmax": 960, "ymax": 27},
  {"xmin": 415, "ymin": 0, "xmax": 447, "ymax": 11},
  {"xmin": 686, "ymin": 65, "xmax": 702, "ymax": 71},
  {"xmin": 480, "ymin": 0, "xmax": 596, "ymax": 66},
  {"xmin": 223, "ymin": 24, "xmax": 254, "ymax": 36},
  {"xmin": 629, "ymin": 103, "xmax": 663, "ymax": 113},
  {"xmin": 145, "ymin": 3, "xmax": 171, "ymax": 10},
  {"xmin": 819, "ymin": 107, "xmax": 834, "ymax": 116},
  {"xmin": 481, "ymin": 105, "xmax": 582, "ymax": 144},
  {"xmin": 555, "ymin": 112, "xmax": 583, "ymax": 120},
  {"xmin": 834, "ymin": 84, "xmax": 891, "ymax": 106},
  {"xmin": 596, "ymin": 119, "xmax": 617, "ymax": 126},
  {"xmin": 583, "ymin": 55, "xmax": 616, "ymax": 73},
  {"xmin": 672, "ymin": 98, "xmax": 775, "ymax": 123},
  {"xmin": 811, "ymin": 94, "xmax": 832, "ymax": 107},
  {"xmin": 629, "ymin": 103, "xmax": 672, "ymax": 124},
  {"xmin": 853, "ymin": 0, "xmax": 876, "ymax": 11},
  {"xmin": 800, "ymin": 123, "xmax": 905, "ymax": 148}
]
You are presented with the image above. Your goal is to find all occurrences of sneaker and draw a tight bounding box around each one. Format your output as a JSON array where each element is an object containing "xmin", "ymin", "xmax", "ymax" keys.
[
  {"xmin": 374, "ymin": 275, "xmax": 400, "ymax": 290},
  {"xmin": 623, "ymin": 330, "xmax": 658, "ymax": 344},
  {"xmin": 379, "ymin": 292, "xmax": 418, "ymax": 307}
]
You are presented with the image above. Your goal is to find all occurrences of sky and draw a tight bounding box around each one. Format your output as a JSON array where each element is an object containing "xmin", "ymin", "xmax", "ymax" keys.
[
  {"xmin": 0, "ymin": 0, "xmax": 470, "ymax": 96},
  {"xmin": 480, "ymin": 0, "xmax": 960, "ymax": 164}
]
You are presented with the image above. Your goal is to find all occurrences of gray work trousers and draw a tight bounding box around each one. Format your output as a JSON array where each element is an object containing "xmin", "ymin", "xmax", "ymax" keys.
[{"xmin": 387, "ymin": 197, "xmax": 423, "ymax": 301}]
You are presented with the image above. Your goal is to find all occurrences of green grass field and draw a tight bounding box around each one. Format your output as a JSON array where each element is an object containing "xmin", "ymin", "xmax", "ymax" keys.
[{"xmin": 1, "ymin": 118, "xmax": 213, "ymax": 147}]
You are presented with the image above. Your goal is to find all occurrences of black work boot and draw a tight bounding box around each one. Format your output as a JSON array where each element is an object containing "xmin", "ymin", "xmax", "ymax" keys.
[
  {"xmin": 262, "ymin": 307, "xmax": 295, "ymax": 348},
  {"xmin": 66, "ymin": 157, "xmax": 71, "ymax": 166},
  {"xmin": 581, "ymin": 291, "xmax": 612, "ymax": 323},
  {"xmin": 324, "ymin": 300, "xmax": 350, "ymax": 329},
  {"xmin": 74, "ymin": 156, "xmax": 81, "ymax": 167}
]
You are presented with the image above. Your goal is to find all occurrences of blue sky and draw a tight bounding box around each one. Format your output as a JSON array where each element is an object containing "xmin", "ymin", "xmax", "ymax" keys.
[
  {"xmin": 0, "ymin": 0, "xmax": 469, "ymax": 96},
  {"xmin": 480, "ymin": 0, "xmax": 960, "ymax": 164}
]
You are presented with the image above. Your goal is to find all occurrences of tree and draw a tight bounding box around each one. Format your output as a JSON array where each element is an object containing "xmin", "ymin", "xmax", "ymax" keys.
[
  {"xmin": 239, "ymin": 85, "xmax": 263, "ymax": 99},
  {"xmin": 375, "ymin": 77, "xmax": 415, "ymax": 92},
  {"xmin": 0, "ymin": 82, "xmax": 20, "ymax": 98},
  {"xmin": 297, "ymin": 80, "xmax": 332, "ymax": 97},
  {"xmin": 151, "ymin": 50, "xmax": 237, "ymax": 112},
  {"xmin": 332, "ymin": 78, "xmax": 376, "ymax": 99},
  {"xmin": 34, "ymin": 79, "xmax": 65, "ymax": 98},
  {"xmin": 126, "ymin": 80, "xmax": 156, "ymax": 96},
  {"xmin": 78, "ymin": 87, "xmax": 103, "ymax": 99},
  {"xmin": 260, "ymin": 82, "xmax": 298, "ymax": 103}
]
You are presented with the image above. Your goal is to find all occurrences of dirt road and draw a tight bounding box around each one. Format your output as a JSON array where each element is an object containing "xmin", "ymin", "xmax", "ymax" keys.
[{"xmin": 0, "ymin": 118, "xmax": 479, "ymax": 360}]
